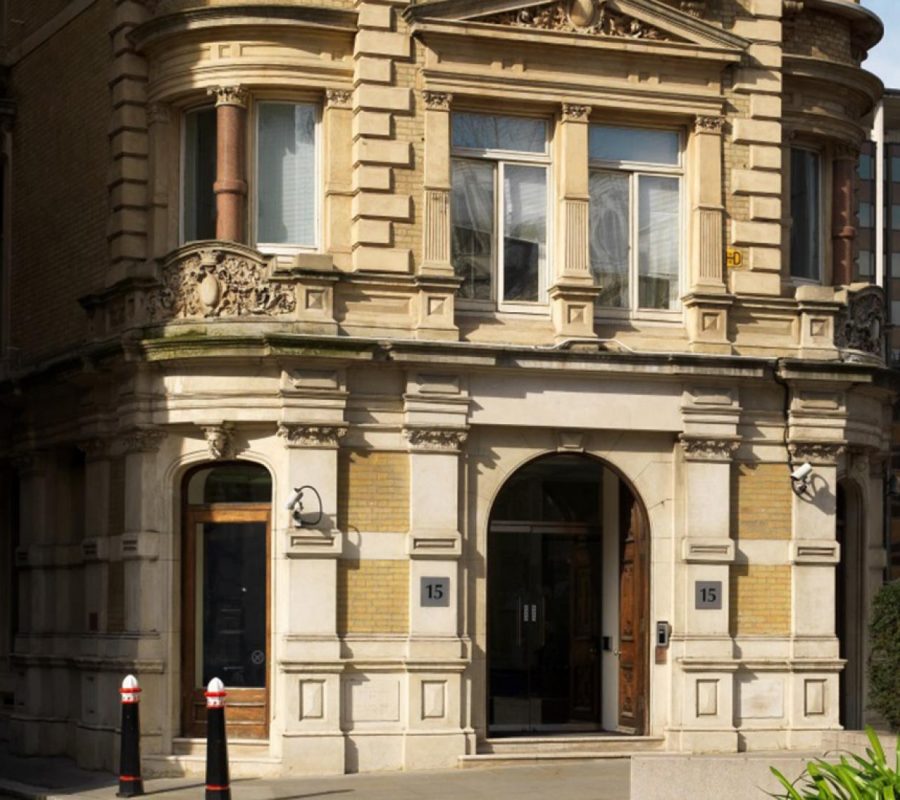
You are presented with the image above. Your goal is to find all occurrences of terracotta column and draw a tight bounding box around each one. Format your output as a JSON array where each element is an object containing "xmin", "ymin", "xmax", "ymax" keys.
[
  {"xmin": 208, "ymin": 85, "xmax": 248, "ymax": 243},
  {"xmin": 832, "ymin": 145, "xmax": 858, "ymax": 286}
]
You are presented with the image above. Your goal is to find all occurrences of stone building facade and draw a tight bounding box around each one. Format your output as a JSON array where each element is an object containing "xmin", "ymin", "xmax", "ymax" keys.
[{"xmin": 0, "ymin": 0, "xmax": 894, "ymax": 778}]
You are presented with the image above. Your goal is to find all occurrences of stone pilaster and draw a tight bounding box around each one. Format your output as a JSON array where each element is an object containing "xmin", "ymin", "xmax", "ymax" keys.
[
  {"xmin": 401, "ymin": 372, "xmax": 469, "ymax": 769},
  {"xmin": 549, "ymin": 103, "xmax": 600, "ymax": 343},
  {"xmin": 147, "ymin": 103, "xmax": 172, "ymax": 259},
  {"xmin": 351, "ymin": 2, "xmax": 413, "ymax": 273},
  {"xmin": 670, "ymin": 387, "xmax": 741, "ymax": 752},
  {"xmin": 277, "ymin": 420, "xmax": 346, "ymax": 775},
  {"xmin": 325, "ymin": 89, "xmax": 354, "ymax": 269},
  {"xmin": 209, "ymin": 85, "xmax": 248, "ymax": 243},
  {"xmin": 109, "ymin": 0, "xmax": 150, "ymax": 271}
]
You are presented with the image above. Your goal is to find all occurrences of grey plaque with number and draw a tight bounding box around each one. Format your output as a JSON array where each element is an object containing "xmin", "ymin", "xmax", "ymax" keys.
[
  {"xmin": 695, "ymin": 581, "xmax": 723, "ymax": 609},
  {"xmin": 421, "ymin": 577, "xmax": 450, "ymax": 607}
]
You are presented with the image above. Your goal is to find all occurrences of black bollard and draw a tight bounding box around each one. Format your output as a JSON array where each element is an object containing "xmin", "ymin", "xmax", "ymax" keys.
[
  {"xmin": 205, "ymin": 677, "xmax": 230, "ymax": 800},
  {"xmin": 117, "ymin": 675, "xmax": 144, "ymax": 797}
]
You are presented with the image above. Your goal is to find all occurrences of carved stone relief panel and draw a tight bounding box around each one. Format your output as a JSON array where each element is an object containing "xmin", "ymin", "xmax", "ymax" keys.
[
  {"xmin": 478, "ymin": 1, "xmax": 674, "ymax": 41},
  {"xmin": 146, "ymin": 246, "xmax": 296, "ymax": 322}
]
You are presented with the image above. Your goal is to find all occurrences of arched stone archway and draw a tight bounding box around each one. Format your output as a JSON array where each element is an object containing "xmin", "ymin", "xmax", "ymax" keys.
[
  {"xmin": 180, "ymin": 461, "xmax": 272, "ymax": 739},
  {"xmin": 486, "ymin": 453, "xmax": 649, "ymax": 736}
]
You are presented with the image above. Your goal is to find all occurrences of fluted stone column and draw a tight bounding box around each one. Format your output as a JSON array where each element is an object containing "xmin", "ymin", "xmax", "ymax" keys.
[
  {"xmin": 208, "ymin": 85, "xmax": 248, "ymax": 243},
  {"xmin": 549, "ymin": 103, "xmax": 600, "ymax": 343}
]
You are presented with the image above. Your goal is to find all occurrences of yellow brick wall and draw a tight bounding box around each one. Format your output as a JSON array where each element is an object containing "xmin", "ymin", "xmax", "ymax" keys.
[
  {"xmin": 730, "ymin": 462, "xmax": 792, "ymax": 540},
  {"xmin": 338, "ymin": 559, "xmax": 409, "ymax": 634},
  {"xmin": 729, "ymin": 564, "xmax": 792, "ymax": 636},
  {"xmin": 10, "ymin": 0, "xmax": 112, "ymax": 362},
  {"xmin": 338, "ymin": 450, "xmax": 409, "ymax": 533}
]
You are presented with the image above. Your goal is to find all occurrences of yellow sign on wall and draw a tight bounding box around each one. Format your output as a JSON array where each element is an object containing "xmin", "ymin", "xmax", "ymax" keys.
[{"xmin": 726, "ymin": 248, "xmax": 744, "ymax": 269}]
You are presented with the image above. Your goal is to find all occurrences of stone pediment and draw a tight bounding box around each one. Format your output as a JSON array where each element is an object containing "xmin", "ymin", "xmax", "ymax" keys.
[{"xmin": 405, "ymin": 0, "xmax": 749, "ymax": 52}]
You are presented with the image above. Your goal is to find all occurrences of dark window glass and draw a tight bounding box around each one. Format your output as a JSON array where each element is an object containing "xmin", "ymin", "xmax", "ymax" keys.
[
  {"xmin": 790, "ymin": 149, "xmax": 820, "ymax": 281},
  {"xmin": 188, "ymin": 464, "xmax": 272, "ymax": 505},
  {"xmin": 183, "ymin": 107, "xmax": 217, "ymax": 241}
]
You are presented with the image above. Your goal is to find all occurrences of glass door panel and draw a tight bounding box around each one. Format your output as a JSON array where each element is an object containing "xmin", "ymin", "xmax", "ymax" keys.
[
  {"xmin": 200, "ymin": 522, "xmax": 267, "ymax": 688},
  {"xmin": 489, "ymin": 528, "xmax": 602, "ymax": 734}
]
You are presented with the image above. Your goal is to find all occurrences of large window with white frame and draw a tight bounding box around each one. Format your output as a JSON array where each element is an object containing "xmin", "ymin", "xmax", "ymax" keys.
[
  {"xmin": 451, "ymin": 112, "xmax": 550, "ymax": 308},
  {"xmin": 181, "ymin": 99, "xmax": 319, "ymax": 252},
  {"xmin": 588, "ymin": 125, "xmax": 682, "ymax": 312},
  {"xmin": 789, "ymin": 147, "xmax": 822, "ymax": 282}
]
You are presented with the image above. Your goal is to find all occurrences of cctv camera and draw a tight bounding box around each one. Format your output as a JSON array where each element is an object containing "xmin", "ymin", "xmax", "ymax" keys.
[
  {"xmin": 791, "ymin": 462, "xmax": 813, "ymax": 481},
  {"xmin": 285, "ymin": 487, "xmax": 304, "ymax": 511}
]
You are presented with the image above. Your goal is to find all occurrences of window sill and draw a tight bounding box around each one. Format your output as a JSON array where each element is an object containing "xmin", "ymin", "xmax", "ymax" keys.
[
  {"xmin": 457, "ymin": 300, "xmax": 551, "ymax": 317},
  {"xmin": 595, "ymin": 307, "xmax": 683, "ymax": 325}
]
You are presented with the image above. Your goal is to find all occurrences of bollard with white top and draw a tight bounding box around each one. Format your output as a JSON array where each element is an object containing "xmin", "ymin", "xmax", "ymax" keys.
[
  {"xmin": 205, "ymin": 677, "xmax": 230, "ymax": 800},
  {"xmin": 117, "ymin": 675, "xmax": 144, "ymax": 797}
]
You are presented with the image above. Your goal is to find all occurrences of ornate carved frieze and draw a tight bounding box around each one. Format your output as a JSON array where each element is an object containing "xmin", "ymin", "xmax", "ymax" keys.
[
  {"xmin": 200, "ymin": 424, "xmax": 234, "ymax": 460},
  {"xmin": 479, "ymin": 2, "xmax": 671, "ymax": 41},
  {"xmin": 147, "ymin": 247, "xmax": 296, "ymax": 321},
  {"xmin": 121, "ymin": 427, "xmax": 167, "ymax": 454},
  {"xmin": 325, "ymin": 89, "xmax": 353, "ymax": 108},
  {"xmin": 694, "ymin": 115, "xmax": 725, "ymax": 134},
  {"xmin": 404, "ymin": 427, "xmax": 469, "ymax": 452},
  {"xmin": 208, "ymin": 84, "xmax": 248, "ymax": 108},
  {"xmin": 679, "ymin": 435, "xmax": 740, "ymax": 462},
  {"xmin": 789, "ymin": 441, "xmax": 846, "ymax": 465},
  {"xmin": 277, "ymin": 424, "xmax": 347, "ymax": 449},
  {"xmin": 423, "ymin": 91, "xmax": 453, "ymax": 111},
  {"xmin": 835, "ymin": 286, "xmax": 885, "ymax": 358},
  {"xmin": 562, "ymin": 103, "xmax": 591, "ymax": 122}
]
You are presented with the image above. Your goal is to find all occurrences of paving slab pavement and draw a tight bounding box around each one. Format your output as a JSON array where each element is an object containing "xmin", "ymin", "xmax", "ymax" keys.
[{"xmin": 0, "ymin": 745, "xmax": 629, "ymax": 800}]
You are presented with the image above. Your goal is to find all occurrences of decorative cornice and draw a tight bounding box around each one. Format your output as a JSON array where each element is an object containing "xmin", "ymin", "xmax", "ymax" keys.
[
  {"xmin": 423, "ymin": 90, "xmax": 453, "ymax": 111},
  {"xmin": 404, "ymin": 427, "xmax": 468, "ymax": 452},
  {"xmin": 277, "ymin": 424, "xmax": 347, "ymax": 449},
  {"xmin": 208, "ymin": 85, "xmax": 248, "ymax": 108},
  {"xmin": 325, "ymin": 88, "xmax": 353, "ymax": 108},
  {"xmin": 789, "ymin": 441, "xmax": 846, "ymax": 466},
  {"xmin": 562, "ymin": 103, "xmax": 591, "ymax": 122},
  {"xmin": 121, "ymin": 428, "xmax": 167, "ymax": 454},
  {"xmin": 694, "ymin": 115, "xmax": 725, "ymax": 134},
  {"xmin": 679, "ymin": 435, "xmax": 740, "ymax": 462},
  {"xmin": 199, "ymin": 424, "xmax": 234, "ymax": 460}
]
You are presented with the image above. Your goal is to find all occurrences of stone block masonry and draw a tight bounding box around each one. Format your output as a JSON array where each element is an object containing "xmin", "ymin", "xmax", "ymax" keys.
[{"xmin": 351, "ymin": 1, "xmax": 415, "ymax": 273}]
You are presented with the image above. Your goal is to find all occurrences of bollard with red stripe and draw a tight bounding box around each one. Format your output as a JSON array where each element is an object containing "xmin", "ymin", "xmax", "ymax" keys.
[
  {"xmin": 205, "ymin": 677, "xmax": 230, "ymax": 800},
  {"xmin": 117, "ymin": 675, "xmax": 144, "ymax": 797}
]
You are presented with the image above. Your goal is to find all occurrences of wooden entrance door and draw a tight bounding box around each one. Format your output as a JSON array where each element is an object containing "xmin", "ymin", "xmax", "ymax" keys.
[
  {"xmin": 618, "ymin": 486, "xmax": 647, "ymax": 733},
  {"xmin": 182, "ymin": 506, "xmax": 270, "ymax": 739}
]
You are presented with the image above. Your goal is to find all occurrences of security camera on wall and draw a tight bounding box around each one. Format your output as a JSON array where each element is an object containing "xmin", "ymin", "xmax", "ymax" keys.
[
  {"xmin": 790, "ymin": 462, "xmax": 814, "ymax": 497},
  {"xmin": 790, "ymin": 463, "xmax": 813, "ymax": 482}
]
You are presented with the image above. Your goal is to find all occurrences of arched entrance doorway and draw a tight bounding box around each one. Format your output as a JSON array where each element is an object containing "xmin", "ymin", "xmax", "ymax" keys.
[
  {"xmin": 181, "ymin": 462, "xmax": 271, "ymax": 739},
  {"xmin": 836, "ymin": 480, "xmax": 864, "ymax": 729},
  {"xmin": 487, "ymin": 454, "xmax": 648, "ymax": 735}
]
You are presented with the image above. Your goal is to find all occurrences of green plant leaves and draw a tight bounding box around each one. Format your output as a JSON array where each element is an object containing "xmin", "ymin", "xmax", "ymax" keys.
[{"xmin": 769, "ymin": 728, "xmax": 900, "ymax": 800}]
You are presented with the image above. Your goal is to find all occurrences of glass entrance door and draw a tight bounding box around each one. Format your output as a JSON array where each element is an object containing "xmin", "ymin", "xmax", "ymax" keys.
[
  {"xmin": 488, "ymin": 525, "xmax": 603, "ymax": 733},
  {"xmin": 182, "ymin": 507, "xmax": 270, "ymax": 739}
]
